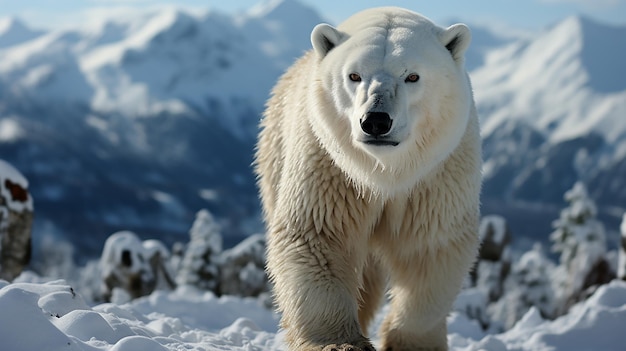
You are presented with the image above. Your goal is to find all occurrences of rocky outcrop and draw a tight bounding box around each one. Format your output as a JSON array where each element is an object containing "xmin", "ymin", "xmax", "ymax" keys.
[{"xmin": 0, "ymin": 160, "xmax": 34, "ymax": 281}]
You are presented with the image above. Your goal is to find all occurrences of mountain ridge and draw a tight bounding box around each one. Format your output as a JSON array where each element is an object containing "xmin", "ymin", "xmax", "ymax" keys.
[
  {"xmin": 0, "ymin": 2, "xmax": 624, "ymax": 258},
  {"xmin": 0, "ymin": 17, "xmax": 44, "ymax": 48},
  {"xmin": 474, "ymin": 15, "xmax": 626, "ymax": 145}
]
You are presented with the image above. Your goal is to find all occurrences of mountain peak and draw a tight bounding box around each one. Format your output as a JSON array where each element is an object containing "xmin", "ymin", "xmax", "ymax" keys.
[
  {"xmin": 0, "ymin": 17, "xmax": 44, "ymax": 48},
  {"xmin": 248, "ymin": 0, "xmax": 292, "ymax": 17},
  {"xmin": 473, "ymin": 13, "xmax": 626, "ymax": 144},
  {"xmin": 0, "ymin": 17, "xmax": 23, "ymax": 33},
  {"xmin": 546, "ymin": 14, "xmax": 626, "ymax": 94},
  {"xmin": 551, "ymin": 14, "xmax": 605, "ymax": 31},
  {"xmin": 247, "ymin": 0, "xmax": 319, "ymax": 22}
]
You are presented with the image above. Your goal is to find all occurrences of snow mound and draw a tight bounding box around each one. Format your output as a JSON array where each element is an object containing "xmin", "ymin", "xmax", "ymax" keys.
[
  {"xmin": 1, "ymin": 277, "xmax": 625, "ymax": 350},
  {"xmin": 449, "ymin": 280, "xmax": 626, "ymax": 351},
  {"xmin": 0, "ymin": 279, "xmax": 280, "ymax": 351}
]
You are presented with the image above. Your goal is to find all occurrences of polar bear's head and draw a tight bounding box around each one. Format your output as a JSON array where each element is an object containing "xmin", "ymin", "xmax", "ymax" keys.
[{"xmin": 309, "ymin": 7, "xmax": 474, "ymax": 196}]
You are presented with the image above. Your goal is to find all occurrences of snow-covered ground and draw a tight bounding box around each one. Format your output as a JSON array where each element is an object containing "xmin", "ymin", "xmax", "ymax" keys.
[{"xmin": 1, "ymin": 275, "xmax": 625, "ymax": 351}]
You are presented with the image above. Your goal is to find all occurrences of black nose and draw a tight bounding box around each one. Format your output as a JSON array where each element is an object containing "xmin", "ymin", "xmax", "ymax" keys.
[{"xmin": 360, "ymin": 112, "xmax": 392, "ymax": 137}]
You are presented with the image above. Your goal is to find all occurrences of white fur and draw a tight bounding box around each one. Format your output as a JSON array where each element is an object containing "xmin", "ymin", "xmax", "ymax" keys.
[
  {"xmin": 310, "ymin": 8, "xmax": 473, "ymax": 199},
  {"xmin": 255, "ymin": 7, "xmax": 481, "ymax": 351}
]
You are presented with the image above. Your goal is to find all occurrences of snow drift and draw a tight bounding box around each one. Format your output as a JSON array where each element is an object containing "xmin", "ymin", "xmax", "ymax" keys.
[{"xmin": 1, "ymin": 277, "xmax": 625, "ymax": 351}]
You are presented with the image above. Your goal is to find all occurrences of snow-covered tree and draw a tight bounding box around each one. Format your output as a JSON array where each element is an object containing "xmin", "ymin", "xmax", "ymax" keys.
[
  {"xmin": 169, "ymin": 241, "xmax": 186, "ymax": 274},
  {"xmin": 619, "ymin": 213, "xmax": 626, "ymax": 281},
  {"xmin": 100, "ymin": 231, "xmax": 154, "ymax": 301},
  {"xmin": 176, "ymin": 209, "xmax": 223, "ymax": 292},
  {"xmin": 99, "ymin": 231, "xmax": 174, "ymax": 302},
  {"xmin": 549, "ymin": 181, "xmax": 612, "ymax": 313},
  {"xmin": 471, "ymin": 215, "xmax": 511, "ymax": 302},
  {"xmin": 453, "ymin": 288, "xmax": 491, "ymax": 330},
  {"xmin": 488, "ymin": 244, "xmax": 556, "ymax": 331},
  {"xmin": 490, "ymin": 243, "xmax": 556, "ymax": 330},
  {"xmin": 219, "ymin": 234, "xmax": 268, "ymax": 297},
  {"xmin": 143, "ymin": 239, "xmax": 177, "ymax": 292}
]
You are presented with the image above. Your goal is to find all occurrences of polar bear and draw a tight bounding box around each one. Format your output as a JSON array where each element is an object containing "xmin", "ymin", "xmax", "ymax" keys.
[{"xmin": 255, "ymin": 7, "xmax": 481, "ymax": 351}]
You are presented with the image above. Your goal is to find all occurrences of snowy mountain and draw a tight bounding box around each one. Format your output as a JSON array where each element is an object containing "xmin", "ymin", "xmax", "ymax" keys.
[
  {"xmin": 237, "ymin": 0, "xmax": 332, "ymax": 68},
  {"xmin": 0, "ymin": 0, "xmax": 327, "ymax": 258},
  {"xmin": 0, "ymin": 17, "xmax": 44, "ymax": 48},
  {"xmin": 0, "ymin": 1, "xmax": 624, "ymax": 258},
  {"xmin": 472, "ymin": 16, "xmax": 626, "ymax": 240},
  {"xmin": 444, "ymin": 19, "xmax": 530, "ymax": 71},
  {"xmin": 475, "ymin": 16, "xmax": 626, "ymax": 142},
  {"xmin": 0, "ymin": 8, "xmax": 289, "ymax": 136}
]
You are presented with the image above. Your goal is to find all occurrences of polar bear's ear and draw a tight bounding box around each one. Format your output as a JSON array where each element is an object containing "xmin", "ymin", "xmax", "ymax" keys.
[
  {"xmin": 441, "ymin": 24, "xmax": 471, "ymax": 64},
  {"xmin": 311, "ymin": 23, "xmax": 343, "ymax": 58}
]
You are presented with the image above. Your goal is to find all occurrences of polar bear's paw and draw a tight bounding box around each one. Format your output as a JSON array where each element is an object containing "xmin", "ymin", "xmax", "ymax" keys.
[{"xmin": 322, "ymin": 342, "xmax": 376, "ymax": 351}]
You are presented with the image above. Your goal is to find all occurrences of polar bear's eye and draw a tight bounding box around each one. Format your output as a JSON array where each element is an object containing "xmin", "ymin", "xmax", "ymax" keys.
[
  {"xmin": 405, "ymin": 73, "xmax": 420, "ymax": 83},
  {"xmin": 348, "ymin": 73, "xmax": 362, "ymax": 82}
]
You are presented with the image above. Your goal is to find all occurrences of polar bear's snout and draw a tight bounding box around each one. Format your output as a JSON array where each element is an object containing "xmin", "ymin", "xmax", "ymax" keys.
[
  {"xmin": 360, "ymin": 111, "xmax": 392, "ymax": 137},
  {"xmin": 359, "ymin": 111, "xmax": 400, "ymax": 146}
]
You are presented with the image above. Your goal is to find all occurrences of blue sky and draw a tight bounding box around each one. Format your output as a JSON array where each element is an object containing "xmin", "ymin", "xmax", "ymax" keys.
[{"xmin": 1, "ymin": 0, "xmax": 625, "ymax": 31}]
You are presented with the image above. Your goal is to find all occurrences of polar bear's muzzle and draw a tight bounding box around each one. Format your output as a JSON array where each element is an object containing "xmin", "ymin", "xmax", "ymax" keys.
[
  {"xmin": 359, "ymin": 112, "xmax": 399, "ymax": 146},
  {"xmin": 360, "ymin": 112, "xmax": 392, "ymax": 137}
]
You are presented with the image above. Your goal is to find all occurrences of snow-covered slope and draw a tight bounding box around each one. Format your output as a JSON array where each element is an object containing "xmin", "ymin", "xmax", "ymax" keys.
[
  {"xmin": 0, "ymin": 17, "xmax": 44, "ymax": 49},
  {"xmin": 0, "ymin": 0, "xmax": 327, "ymax": 257},
  {"xmin": 474, "ymin": 16, "xmax": 626, "ymax": 144},
  {"xmin": 82, "ymin": 9, "xmax": 281, "ymax": 133},
  {"xmin": 444, "ymin": 19, "xmax": 530, "ymax": 72},
  {"xmin": 237, "ymin": 0, "xmax": 328, "ymax": 68},
  {"xmin": 473, "ymin": 16, "xmax": 626, "ymax": 233},
  {"xmin": 1, "ymin": 277, "xmax": 625, "ymax": 350},
  {"xmin": 0, "ymin": 1, "xmax": 327, "ymax": 129},
  {"xmin": 0, "ymin": 30, "xmax": 94, "ymax": 102}
]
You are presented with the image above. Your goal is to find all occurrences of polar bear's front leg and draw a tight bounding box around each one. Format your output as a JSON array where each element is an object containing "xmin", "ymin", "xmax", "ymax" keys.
[
  {"xmin": 266, "ymin": 224, "xmax": 374, "ymax": 351},
  {"xmin": 378, "ymin": 235, "xmax": 477, "ymax": 351}
]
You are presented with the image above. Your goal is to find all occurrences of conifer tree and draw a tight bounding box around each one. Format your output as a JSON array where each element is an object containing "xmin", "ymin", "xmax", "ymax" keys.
[
  {"xmin": 549, "ymin": 182, "xmax": 611, "ymax": 313},
  {"xmin": 176, "ymin": 209, "xmax": 223, "ymax": 292},
  {"xmin": 489, "ymin": 244, "xmax": 556, "ymax": 330},
  {"xmin": 472, "ymin": 215, "xmax": 511, "ymax": 302}
]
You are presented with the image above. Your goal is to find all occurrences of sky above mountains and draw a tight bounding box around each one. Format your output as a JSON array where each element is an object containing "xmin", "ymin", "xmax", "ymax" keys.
[{"xmin": 2, "ymin": 0, "xmax": 626, "ymax": 31}]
